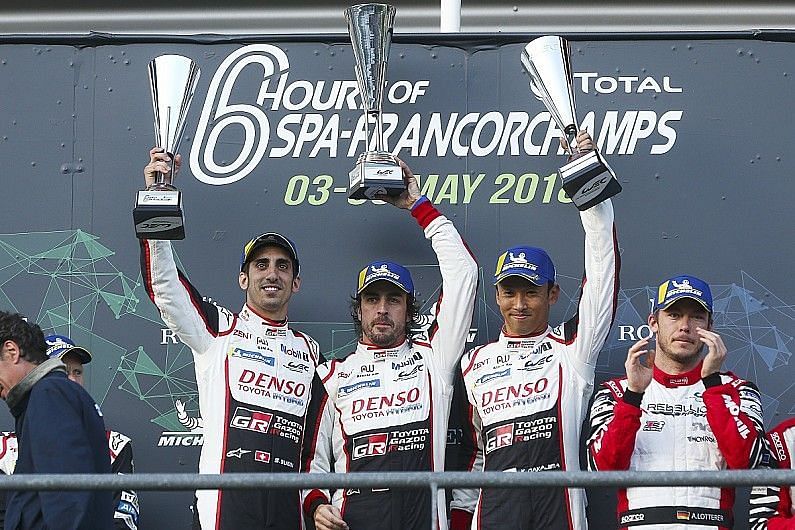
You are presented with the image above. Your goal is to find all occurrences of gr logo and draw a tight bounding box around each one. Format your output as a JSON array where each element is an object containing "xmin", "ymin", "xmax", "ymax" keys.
[
  {"xmin": 352, "ymin": 433, "xmax": 388, "ymax": 460},
  {"xmin": 230, "ymin": 407, "xmax": 273, "ymax": 433},
  {"xmin": 485, "ymin": 423, "xmax": 514, "ymax": 454}
]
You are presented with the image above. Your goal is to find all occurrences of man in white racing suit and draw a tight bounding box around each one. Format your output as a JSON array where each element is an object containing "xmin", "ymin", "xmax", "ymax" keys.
[
  {"xmin": 302, "ymin": 160, "xmax": 478, "ymax": 530},
  {"xmin": 451, "ymin": 131, "xmax": 619, "ymax": 530},
  {"xmin": 588, "ymin": 275, "xmax": 768, "ymax": 529},
  {"xmin": 140, "ymin": 149, "xmax": 322, "ymax": 530}
]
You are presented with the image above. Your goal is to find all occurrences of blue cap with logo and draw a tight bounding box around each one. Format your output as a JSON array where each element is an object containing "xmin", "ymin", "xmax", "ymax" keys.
[
  {"xmin": 240, "ymin": 232, "xmax": 299, "ymax": 274},
  {"xmin": 653, "ymin": 274, "xmax": 713, "ymax": 313},
  {"xmin": 493, "ymin": 246, "xmax": 556, "ymax": 286},
  {"xmin": 357, "ymin": 260, "xmax": 414, "ymax": 295},
  {"xmin": 45, "ymin": 334, "xmax": 92, "ymax": 364}
]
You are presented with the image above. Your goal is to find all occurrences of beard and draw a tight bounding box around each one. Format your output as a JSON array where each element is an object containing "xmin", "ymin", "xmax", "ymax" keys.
[{"xmin": 363, "ymin": 316, "xmax": 406, "ymax": 347}]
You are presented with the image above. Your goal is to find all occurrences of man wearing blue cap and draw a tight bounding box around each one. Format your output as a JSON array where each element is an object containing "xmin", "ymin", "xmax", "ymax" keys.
[
  {"xmin": 0, "ymin": 311, "xmax": 113, "ymax": 529},
  {"xmin": 450, "ymin": 131, "xmax": 620, "ymax": 530},
  {"xmin": 0, "ymin": 334, "xmax": 139, "ymax": 529},
  {"xmin": 587, "ymin": 275, "xmax": 767, "ymax": 530},
  {"xmin": 302, "ymin": 160, "xmax": 478, "ymax": 530},
  {"xmin": 142, "ymin": 150, "xmax": 322, "ymax": 530}
]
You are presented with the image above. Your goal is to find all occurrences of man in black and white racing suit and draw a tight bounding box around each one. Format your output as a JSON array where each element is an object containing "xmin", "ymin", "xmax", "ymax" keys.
[
  {"xmin": 450, "ymin": 131, "xmax": 620, "ymax": 530},
  {"xmin": 141, "ymin": 149, "xmax": 322, "ymax": 530},
  {"xmin": 302, "ymin": 160, "xmax": 478, "ymax": 530}
]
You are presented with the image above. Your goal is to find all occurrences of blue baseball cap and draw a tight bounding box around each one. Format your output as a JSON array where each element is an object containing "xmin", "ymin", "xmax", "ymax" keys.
[
  {"xmin": 493, "ymin": 246, "xmax": 556, "ymax": 286},
  {"xmin": 241, "ymin": 232, "xmax": 299, "ymax": 275},
  {"xmin": 653, "ymin": 275, "xmax": 713, "ymax": 313},
  {"xmin": 45, "ymin": 334, "xmax": 92, "ymax": 364},
  {"xmin": 357, "ymin": 260, "xmax": 414, "ymax": 295}
]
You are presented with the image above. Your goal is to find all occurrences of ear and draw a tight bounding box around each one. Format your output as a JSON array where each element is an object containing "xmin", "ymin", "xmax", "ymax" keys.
[
  {"xmin": 1, "ymin": 340, "xmax": 21, "ymax": 364},
  {"xmin": 548, "ymin": 284, "xmax": 561, "ymax": 305},
  {"xmin": 648, "ymin": 312, "xmax": 659, "ymax": 333},
  {"xmin": 291, "ymin": 276, "xmax": 301, "ymax": 293},
  {"xmin": 239, "ymin": 270, "xmax": 248, "ymax": 291}
]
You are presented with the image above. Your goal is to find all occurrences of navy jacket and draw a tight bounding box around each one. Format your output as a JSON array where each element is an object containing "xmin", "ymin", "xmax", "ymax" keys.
[{"xmin": 5, "ymin": 360, "xmax": 113, "ymax": 530}]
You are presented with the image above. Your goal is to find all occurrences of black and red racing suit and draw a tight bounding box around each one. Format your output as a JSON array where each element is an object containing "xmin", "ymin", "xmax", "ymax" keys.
[{"xmin": 587, "ymin": 364, "xmax": 768, "ymax": 529}]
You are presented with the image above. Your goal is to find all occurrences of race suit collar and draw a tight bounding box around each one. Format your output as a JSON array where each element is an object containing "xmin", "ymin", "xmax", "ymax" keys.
[
  {"xmin": 356, "ymin": 338, "xmax": 410, "ymax": 357},
  {"xmin": 499, "ymin": 325, "xmax": 551, "ymax": 341},
  {"xmin": 240, "ymin": 304, "xmax": 288, "ymax": 328},
  {"xmin": 653, "ymin": 361, "xmax": 705, "ymax": 388}
]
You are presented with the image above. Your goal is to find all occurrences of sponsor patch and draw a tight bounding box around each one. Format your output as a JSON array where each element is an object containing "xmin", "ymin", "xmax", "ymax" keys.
[
  {"xmin": 230, "ymin": 408, "xmax": 273, "ymax": 433},
  {"xmin": 231, "ymin": 347, "xmax": 275, "ymax": 365},
  {"xmin": 485, "ymin": 423, "xmax": 514, "ymax": 454},
  {"xmin": 339, "ymin": 379, "xmax": 381, "ymax": 396},
  {"xmin": 476, "ymin": 368, "xmax": 511, "ymax": 385}
]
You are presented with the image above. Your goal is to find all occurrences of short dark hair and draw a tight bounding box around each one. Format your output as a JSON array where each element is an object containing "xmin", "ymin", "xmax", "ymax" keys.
[
  {"xmin": 349, "ymin": 294, "xmax": 422, "ymax": 342},
  {"xmin": 0, "ymin": 311, "xmax": 48, "ymax": 365}
]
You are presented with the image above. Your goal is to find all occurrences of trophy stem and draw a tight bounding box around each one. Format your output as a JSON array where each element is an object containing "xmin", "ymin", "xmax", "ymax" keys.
[
  {"xmin": 158, "ymin": 107, "xmax": 174, "ymax": 187},
  {"xmin": 371, "ymin": 111, "xmax": 385, "ymax": 152}
]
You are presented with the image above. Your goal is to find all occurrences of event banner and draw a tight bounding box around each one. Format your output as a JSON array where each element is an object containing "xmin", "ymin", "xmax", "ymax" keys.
[{"xmin": 0, "ymin": 33, "xmax": 792, "ymax": 528}]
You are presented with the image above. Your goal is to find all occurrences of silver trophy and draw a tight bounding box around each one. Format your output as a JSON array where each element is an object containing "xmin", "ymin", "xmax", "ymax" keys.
[
  {"xmin": 133, "ymin": 54, "xmax": 201, "ymax": 240},
  {"xmin": 345, "ymin": 3, "xmax": 404, "ymax": 200},
  {"xmin": 521, "ymin": 36, "xmax": 621, "ymax": 210}
]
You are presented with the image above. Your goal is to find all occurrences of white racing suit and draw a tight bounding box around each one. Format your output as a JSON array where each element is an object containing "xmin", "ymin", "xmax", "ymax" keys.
[
  {"xmin": 453, "ymin": 200, "xmax": 619, "ymax": 530},
  {"xmin": 302, "ymin": 199, "xmax": 478, "ymax": 530},
  {"xmin": 141, "ymin": 240, "xmax": 321, "ymax": 530}
]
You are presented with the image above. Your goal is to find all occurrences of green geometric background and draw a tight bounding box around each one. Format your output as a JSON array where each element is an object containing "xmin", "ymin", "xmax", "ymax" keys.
[{"xmin": 0, "ymin": 230, "xmax": 199, "ymax": 431}]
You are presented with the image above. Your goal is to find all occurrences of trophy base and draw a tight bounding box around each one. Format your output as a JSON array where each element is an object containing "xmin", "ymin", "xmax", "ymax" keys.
[
  {"xmin": 348, "ymin": 154, "xmax": 404, "ymax": 200},
  {"xmin": 133, "ymin": 189, "xmax": 185, "ymax": 240},
  {"xmin": 560, "ymin": 150, "xmax": 622, "ymax": 211}
]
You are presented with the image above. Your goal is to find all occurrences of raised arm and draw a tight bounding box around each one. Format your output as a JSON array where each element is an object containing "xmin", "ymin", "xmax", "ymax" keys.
[
  {"xmin": 379, "ymin": 160, "xmax": 478, "ymax": 384},
  {"xmin": 139, "ymin": 149, "xmax": 233, "ymax": 356}
]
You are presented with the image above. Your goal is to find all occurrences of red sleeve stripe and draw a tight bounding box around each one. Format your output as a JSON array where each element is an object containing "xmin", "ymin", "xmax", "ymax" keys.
[
  {"xmin": 322, "ymin": 360, "xmax": 337, "ymax": 385},
  {"xmin": 462, "ymin": 345, "xmax": 487, "ymax": 376},
  {"xmin": 411, "ymin": 198, "xmax": 441, "ymax": 228},
  {"xmin": 140, "ymin": 240, "xmax": 156, "ymax": 304},
  {"xmin": 464, "ymin": 402, "xmax": 478, "ymax": 472},
  {"xmin": 611, "ymin": 224, "xmax": 621, "ymax": 322},
  {"xmin": 302, "ymin": 489, "xmax": 329, "ymax": 518},
  {"xmin": 427, "ymin": 289, "xmax": 443, "ymax": 342},
  {"xmin": 303, "ymin": 393, "xmax": 328, "ymax": 473}
]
